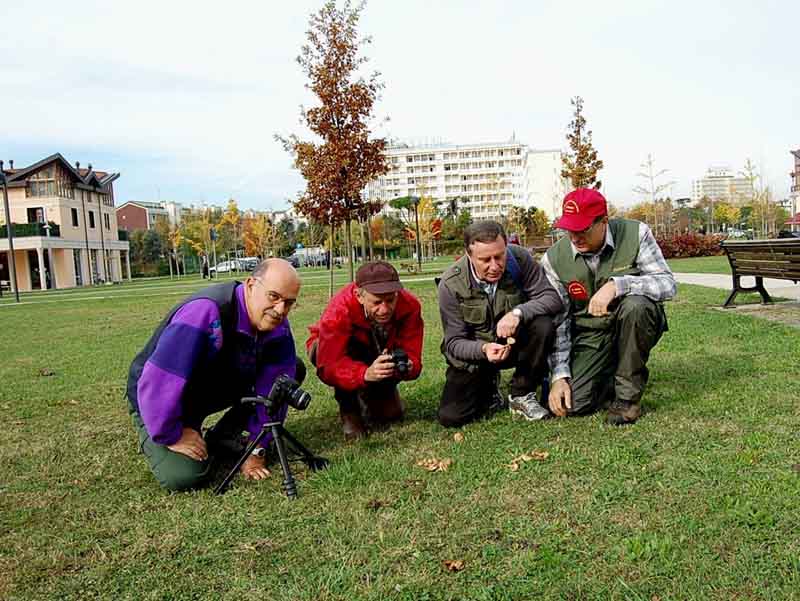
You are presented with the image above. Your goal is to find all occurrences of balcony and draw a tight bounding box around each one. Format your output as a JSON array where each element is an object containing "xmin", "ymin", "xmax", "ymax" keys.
[{"xmin": 0, "ymin": 222, "xmax": 61, "ymax": 238}]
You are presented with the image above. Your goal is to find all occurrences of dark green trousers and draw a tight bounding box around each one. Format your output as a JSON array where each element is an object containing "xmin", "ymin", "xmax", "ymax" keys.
[
  {"xmin": 569, "ymin": 295, "xmax": 666, "ymax": 415},
  {"xmin": 131, "ymin": 405, "xmax": 250, "ymax": 492}
]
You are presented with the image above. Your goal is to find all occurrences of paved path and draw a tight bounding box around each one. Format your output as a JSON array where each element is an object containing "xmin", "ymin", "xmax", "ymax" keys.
[{"xmin": 674, "ymin": 272, "xmax": 800, "ymax": 300}]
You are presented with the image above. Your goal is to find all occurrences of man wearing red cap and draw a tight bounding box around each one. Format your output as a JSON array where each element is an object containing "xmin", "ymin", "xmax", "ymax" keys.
[
  {"xmin": 541, "ymin": 188, "xmax": 676, "ymax": 425},
  {"xmin": 306, "ymin": 261, "xmax": 424, "ymax": 440}
]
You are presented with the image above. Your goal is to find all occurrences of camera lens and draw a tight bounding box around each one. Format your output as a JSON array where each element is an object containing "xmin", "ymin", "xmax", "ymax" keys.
[{"xmin": 289, "ymin": 388, "xmax": 312, "ymax": 411}]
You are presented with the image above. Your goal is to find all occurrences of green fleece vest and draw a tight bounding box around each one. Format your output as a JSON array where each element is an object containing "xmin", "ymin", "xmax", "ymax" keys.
[
  {"xmin": 546, "ymin": 218, "xmax": 641, "ymax": 345},
  {"xmin": 439, "ymin": 245, "xmax": 527, "ymax": 370}
]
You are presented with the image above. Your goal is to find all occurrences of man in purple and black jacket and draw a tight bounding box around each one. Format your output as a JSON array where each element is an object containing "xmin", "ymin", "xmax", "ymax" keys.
[{"xmin": 126, "ymin": 258, "xmax": 303, "ymax": 491}]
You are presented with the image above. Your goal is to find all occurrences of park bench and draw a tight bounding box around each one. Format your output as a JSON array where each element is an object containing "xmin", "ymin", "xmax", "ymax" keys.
[
  {"xmin": 720, "ymin": 239, "xmax": 800, "ymax": 307},
  {"xmin": 399, "ymin": 262, "xmax": 419, "ymax": 274}
]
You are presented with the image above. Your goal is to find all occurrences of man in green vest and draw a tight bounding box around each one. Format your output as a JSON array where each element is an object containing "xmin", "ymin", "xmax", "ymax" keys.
[
  {"xmin": 438, "ymin": 221, "xmax": 563, "ymax": 427},
  {"xmin": 541, "ymin": 188, "xmax": 676, "ymax": 425}
]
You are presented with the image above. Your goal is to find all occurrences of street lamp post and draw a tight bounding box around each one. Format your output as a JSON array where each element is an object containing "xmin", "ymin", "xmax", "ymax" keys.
[
  {"xmin": 410, "ymin": 195, "xmax": 422, "ymax": 272},
  {"xmin": 0, "ymin": 160, "xmax": 20, "ymax": 302}
]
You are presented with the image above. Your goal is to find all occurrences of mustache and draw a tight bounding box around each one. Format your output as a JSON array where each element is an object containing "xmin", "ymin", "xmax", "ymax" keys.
[{"xmin": 266, "ymin": 311, "xmax": 282, "ymax": 320}]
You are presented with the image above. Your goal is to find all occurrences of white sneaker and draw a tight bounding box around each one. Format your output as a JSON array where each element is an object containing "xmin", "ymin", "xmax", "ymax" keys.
[{"xmin": 508, "ymin": 392, "xmax": 550, "ymax": 421}]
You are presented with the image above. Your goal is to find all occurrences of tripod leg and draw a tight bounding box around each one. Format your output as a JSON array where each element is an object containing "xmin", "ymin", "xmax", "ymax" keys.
[
  {"xmin": 272, "ymin": 424, "xmax": 298, "ymax": 499},
  {"xmin": 277, "ymin": 426, "xmax": 329, "ymax": 471},
  {"xmin": 214, "ymin": 426, "xmax": 270, "ymax": 495}
]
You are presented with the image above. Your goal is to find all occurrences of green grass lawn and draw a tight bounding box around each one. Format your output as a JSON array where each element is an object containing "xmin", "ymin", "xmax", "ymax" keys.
[
  {"xmin": 667, "ymin": 255, "xmax": 731, "ymax": 274},
  {"xmin": 1, "ymin": 271, "xmax": 799, "ymax": 600}
]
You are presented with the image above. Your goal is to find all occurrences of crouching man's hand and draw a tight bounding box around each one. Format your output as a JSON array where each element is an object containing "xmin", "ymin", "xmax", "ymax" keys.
[
  {"xmin": 167, "ymin": 427, "xmax": 208, "ymax": 461},
  {"xmin": 241, "ymin": 453, "xmax": 271, "ymax": 480},
  {"xmin": 482, "ymin": 342, "xmax": 510, "ymax": 364},
  {"xmin": 548, "ymin": 378, "xmax": 573, "ymax": 417},
  {"xmin": 365, "ymin": 352, "xmax": 395, "ymax": 382}
]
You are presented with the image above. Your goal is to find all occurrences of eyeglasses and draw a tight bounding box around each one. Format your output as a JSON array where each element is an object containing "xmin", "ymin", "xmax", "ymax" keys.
[
  {"xmin": 570, "ymin": 219, "xmax": 602, "ymax": 238},
  {"xmin": 254, "ymin": 279, "xmax": 297, "ymax": 309}
]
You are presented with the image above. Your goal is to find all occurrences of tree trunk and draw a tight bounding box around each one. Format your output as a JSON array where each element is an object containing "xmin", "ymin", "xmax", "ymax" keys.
[
  {"xmin": 345, "ymin": 216, "xmax": 355, "ymax": 282},
  {"xmin": 367, "ymin": 215, "xmax": 374, "ymax": 261},
  {"xmin": 360, "ymin": 218, "xmax": 368, "ymax": 263},
  {"xmin": 329, "ymin": 222, "xmax": 335, "ymax": 298}
]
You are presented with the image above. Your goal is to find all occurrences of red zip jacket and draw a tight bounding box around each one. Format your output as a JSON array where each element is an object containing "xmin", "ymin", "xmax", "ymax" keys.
[{"xmin": 306, "ymin": 283, "xmax": 424, "ymax": 391}]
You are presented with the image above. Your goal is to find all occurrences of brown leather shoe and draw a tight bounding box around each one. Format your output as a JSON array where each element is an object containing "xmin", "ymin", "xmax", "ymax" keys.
[
  {"xmin": 340, "ymin": 410, "xmax": 367, "ymax": 441},
  {"xmin": 606, "ymin": 400, "xmax": 642, "ymax": 426}
]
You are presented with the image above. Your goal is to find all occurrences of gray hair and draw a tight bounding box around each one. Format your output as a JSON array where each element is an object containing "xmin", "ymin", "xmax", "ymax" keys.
[{"xmin": 464, "ymin": 221, "xmax": 507, "ymax": 250}]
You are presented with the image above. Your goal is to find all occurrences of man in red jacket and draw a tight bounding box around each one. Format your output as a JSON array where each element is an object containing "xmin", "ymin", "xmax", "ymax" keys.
[{"xmin": 307, "ymin": 261, "xmax": 424, "ymax": 440}]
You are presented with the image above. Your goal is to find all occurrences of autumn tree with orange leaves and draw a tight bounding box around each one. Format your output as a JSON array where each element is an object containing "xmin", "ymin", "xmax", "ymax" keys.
[{"xmin": 278, "ymin": 0, "xmax": 388, "ymax": 290}]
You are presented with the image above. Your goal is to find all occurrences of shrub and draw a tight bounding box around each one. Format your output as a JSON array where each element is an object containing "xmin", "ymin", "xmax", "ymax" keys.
[{"xmin": 655, "ymin": 233, "xmax": 725, "ymax": 259}]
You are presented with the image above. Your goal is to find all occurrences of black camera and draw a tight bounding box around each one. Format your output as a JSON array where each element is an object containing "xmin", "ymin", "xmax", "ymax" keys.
[
  {"xmin": 268, "ymin": 374, "xmax": 311, "ymax": 411},
  {"xmin": 244, "ymin": 374, "xmax": 311, "ymax": 413},
  {"xmin": 391, "ymin": 349, "xmax": 410, "ymax": 376}
]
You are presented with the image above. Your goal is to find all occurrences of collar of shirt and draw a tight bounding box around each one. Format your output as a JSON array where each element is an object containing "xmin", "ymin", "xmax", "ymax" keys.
[
  {"xmin": 570, "ymin": 223, "xmax": 616, "ymax": 259},
  {"xmin": 468, "ymin": 257, "xmax": 498, "ymax": 297}
]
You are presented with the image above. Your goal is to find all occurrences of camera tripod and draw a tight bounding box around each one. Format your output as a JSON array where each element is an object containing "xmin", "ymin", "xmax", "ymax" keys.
[{"xmin": 214, "ymin": 419, "xmax": 329, "ymax": 498}]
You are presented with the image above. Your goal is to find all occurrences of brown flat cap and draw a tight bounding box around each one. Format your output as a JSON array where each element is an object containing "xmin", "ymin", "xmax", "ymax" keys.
[{"xmin": 355, "ymin": 261, "xmax": 403, "ymax": 294}]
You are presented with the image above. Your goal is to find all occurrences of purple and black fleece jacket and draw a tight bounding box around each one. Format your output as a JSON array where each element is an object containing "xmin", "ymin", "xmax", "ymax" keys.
[{"xmin": 136, "ymin": 284, "xmax": 297, "ymax": 446}]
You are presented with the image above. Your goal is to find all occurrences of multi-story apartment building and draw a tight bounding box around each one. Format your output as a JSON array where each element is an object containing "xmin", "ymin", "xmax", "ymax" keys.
[
  {"xmin": 0, "ymin": 153, "xmax": 131, "ymax": 292},
  {"xmin": 692, "ymin": 166, "xmax": 755, "ymax": 203},
  {"xmin": 366, "ymin": 140, "xmax": 566, "ymax": 220},
  {"xmin": 787, "ymin": 149, "xmax": 800, "ymax": 231}
]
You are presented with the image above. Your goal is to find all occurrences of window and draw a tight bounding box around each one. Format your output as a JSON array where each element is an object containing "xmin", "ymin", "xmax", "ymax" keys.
[
  {"xmin": 27, "ymin": 207, "xmax": 45, "ymax": 223},
  {"xmin": 89, "ymin": 211, "xmax": 95, "ymax": 229},
  {"xmin": 104, "ymin": 214, "xmax": 110, "ymax": 230},
  {"xmin": 71, "ymin": 208, "xmax": 79, "ymax": 227}
]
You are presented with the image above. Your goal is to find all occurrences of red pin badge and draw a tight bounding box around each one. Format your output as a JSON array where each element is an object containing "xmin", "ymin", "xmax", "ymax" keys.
[{"xmin": 567, "ymin": 281, "xmax": 589, "ymax": 301}]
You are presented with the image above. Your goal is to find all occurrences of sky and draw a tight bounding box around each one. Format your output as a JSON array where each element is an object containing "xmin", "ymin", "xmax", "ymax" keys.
[{"xmin": 1, "ymin": 0, "xmax": 798, "ymax": 211}]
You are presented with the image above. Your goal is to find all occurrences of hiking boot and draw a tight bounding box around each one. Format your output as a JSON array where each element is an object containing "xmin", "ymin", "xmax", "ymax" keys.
[
  {"xmin": 340, "ymin": 410, "xmax": 367, "ymax": 441},
  {"xmin": 508, "ymin": 391, "xmax": 550, "ymax": 421},
  {"xmin": 606, "ymin": 400, "xmax": 642, "ymax": 426},
  {"xmin": 488, "ymin": 387, "xmax": 507, "ymax": 413}
]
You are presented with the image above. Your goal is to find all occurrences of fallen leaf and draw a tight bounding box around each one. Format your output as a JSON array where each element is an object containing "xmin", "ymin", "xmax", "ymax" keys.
[
  {"xmin": 792, "ymin": 464, "xmax": 800, "ymax": 474},
  {"xmin": 416, "ymin": 458, "xmax": 453, "ymax": 472},
  {"xmin": 38, "ymin": 368, "xmax": 55, "ymax": 377},
  {"xmin": 508, "ymin": 450, "xmax": 550, "ymax": 470},
  {"xmin": 453, "ymin": 432, "xmax": 465, "ymax": 443},
  {"xmin": 366, "ymin": 499, "xmax": 386, "ymax": 511},
  {"xmin": 443, "ymin": 559, "xmax": 465, "ymax": 572},
  {"xmin": 68, "ymin": 399, "xmax": 79, "ymax": 405}
]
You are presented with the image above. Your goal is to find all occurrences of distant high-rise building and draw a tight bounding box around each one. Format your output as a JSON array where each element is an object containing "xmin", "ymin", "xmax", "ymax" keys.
[
  {"xmin": 789, "ymin": 149, "xmax": 800, "ymax": 230},
  {"xmin": 692, "ymin": 167, "xmax": 754, "ymax": 203},
  {"xmin": 366, "ymin": 139, "xmax": 566, "ymax": 220}
]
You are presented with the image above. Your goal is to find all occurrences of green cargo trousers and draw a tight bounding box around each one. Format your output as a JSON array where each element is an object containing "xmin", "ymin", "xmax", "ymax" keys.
[
  {"xmin": 130, "ymin": 403, "xmax": 250, "ymax": 492},
  {"xmin": 568, "ymin": 295, "xmax": 667, "ymax": 415}
]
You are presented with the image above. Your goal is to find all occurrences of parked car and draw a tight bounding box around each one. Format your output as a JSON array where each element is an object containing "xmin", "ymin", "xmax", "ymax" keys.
[
  {"xmin": 284, "ymin": 255, "xmax": 301, "ymax": 268},
  {"xmin": 238, "ymin": 257, "xmax": 260, "ymax": 271},
  {"xmin": 209, "ymin": 260, "xmax": 236, "ymax": 275}
]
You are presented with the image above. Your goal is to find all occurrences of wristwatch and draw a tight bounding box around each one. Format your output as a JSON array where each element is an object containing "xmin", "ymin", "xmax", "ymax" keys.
[
  {"xmin": 512, "ymin": 307, "xmax": 523, "ymax": 319},
  {"xmin": 250, "ymin": 446, "xmax": 267, "ymax": 457}
]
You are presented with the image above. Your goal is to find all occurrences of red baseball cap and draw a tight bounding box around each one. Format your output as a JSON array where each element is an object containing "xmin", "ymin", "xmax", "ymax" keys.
[{"xmin": 554, "ymin": 188, "xmax": 608, "ymax": 232}]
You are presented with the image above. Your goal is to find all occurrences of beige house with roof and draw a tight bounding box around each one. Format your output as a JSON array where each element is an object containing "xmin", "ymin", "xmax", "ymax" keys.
[{"xmin": 0, "ymin": 153, "xmax": 131, "ymax": 292}]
